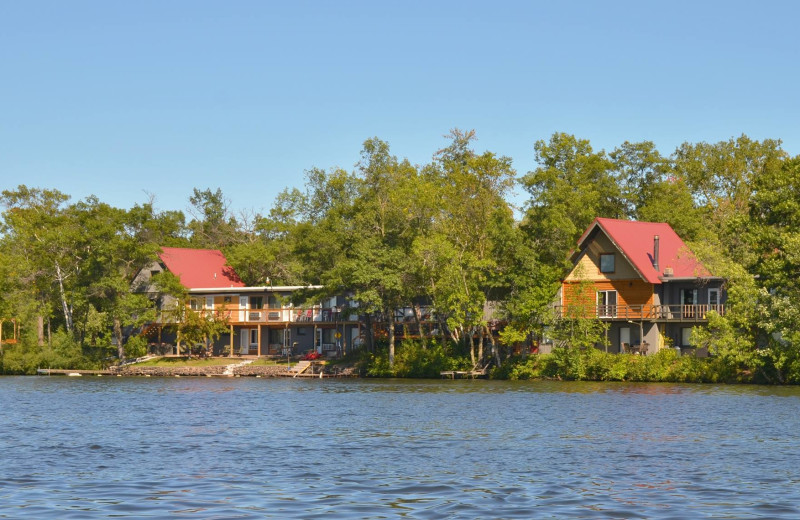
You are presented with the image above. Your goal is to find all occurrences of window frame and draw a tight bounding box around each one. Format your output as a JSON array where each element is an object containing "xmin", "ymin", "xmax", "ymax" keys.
[
  {"xmin": 599, "ymin": 253, "xmax": 616, "ymax": 273},
  {"xmin": 597, "ymin": 289, "xmax": 618, "ymax": 318}
]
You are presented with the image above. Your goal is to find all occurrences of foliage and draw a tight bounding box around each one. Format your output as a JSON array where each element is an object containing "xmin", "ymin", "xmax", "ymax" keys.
[
  {"xmin": 2, "ymin": 131, "xmax": 800, "ymax": 382},
  {"xmin": 362, "ymin": 340, "xmax": 470, "ymax": 378},
  {"xmin": 495, "ymin": 348, "xmax": 737, "ymax": 383}
]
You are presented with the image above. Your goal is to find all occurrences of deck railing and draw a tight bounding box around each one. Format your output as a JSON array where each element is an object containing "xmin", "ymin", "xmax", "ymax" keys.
[
  {"xmin": 559, "ymin": 304, "xmax": 725, "ymax": 321},
  {"xmin": 177, "ymin": 306, "xmax": 363, "ymax": 325}
]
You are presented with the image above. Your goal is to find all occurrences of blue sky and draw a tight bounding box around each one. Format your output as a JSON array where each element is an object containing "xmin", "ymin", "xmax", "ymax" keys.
[{"xmin": 2, "ymin": 1, "xmax": 798, "ymax": 216}]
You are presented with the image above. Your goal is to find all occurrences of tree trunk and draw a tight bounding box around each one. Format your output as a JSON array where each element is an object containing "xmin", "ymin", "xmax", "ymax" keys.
[
  {"xmin": 477, "ymin": 328, "xmax": 484, "ymax": 365},
  {"xmin": 468, "ymin": 330, "xmax": 476, "ymax": 367},
  {"xmin": 55, "ymin": 261, "xmax": 74, "ymax": 333},
  {"xmin": 114, "ymin": 317, "xmax": 124, "ymax": 362},
  {"xmin": 37, "ymin": 315, "xmax": 44, "ymax": 347},
  {"xmin": 388, "ymin": 311, "xmax": 395, "ymax": 367}
]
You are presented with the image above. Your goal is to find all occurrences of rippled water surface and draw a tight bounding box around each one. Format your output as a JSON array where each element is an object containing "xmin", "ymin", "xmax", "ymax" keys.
[{"xmin": 2, "ymin": 377, "xmax": 800, "ymax": 518}]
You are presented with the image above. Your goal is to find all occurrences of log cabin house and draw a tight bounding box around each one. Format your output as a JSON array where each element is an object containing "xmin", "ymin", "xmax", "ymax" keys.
[
  {"xmin": 133, "ymin": 247, "xmax": 364, "ymax": 357},
  {"xmin": 555, "ymin": 218, "xmax": 726, "ymax": 355}
]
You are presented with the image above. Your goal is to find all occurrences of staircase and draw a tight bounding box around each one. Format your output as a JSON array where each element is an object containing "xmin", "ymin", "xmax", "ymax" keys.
[
  {"xmin": 223, "ymin": 359, "xmax": 253, "ymax": 377},
  {"xmin": 289, "ymin": 360, "xmax": 311, "ymax": 378}
]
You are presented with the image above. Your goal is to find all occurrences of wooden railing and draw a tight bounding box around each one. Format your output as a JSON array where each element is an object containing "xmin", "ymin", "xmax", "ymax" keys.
[
  {"xmin": 558, "ymin": 304, "xmax": 725, "ymax": 321},
  {"xmin": 181, "ymin": 307, "xmax": 361, "ymax": 325}
]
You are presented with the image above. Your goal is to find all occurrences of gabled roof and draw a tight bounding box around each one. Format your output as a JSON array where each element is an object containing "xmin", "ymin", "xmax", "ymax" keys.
[
  {"xmin": 158, "ymin": 247, "xmax": 245, "ymax": 289},
  {"xmin": 576, "ymin": 218, "xmax": 711, "ymax": 284}
]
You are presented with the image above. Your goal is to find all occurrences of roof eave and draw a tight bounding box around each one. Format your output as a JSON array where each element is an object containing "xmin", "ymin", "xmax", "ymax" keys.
[
  {"xmin": 659, "ymin": 276, "xmax": 724, "ymax": 282},
  {"xmin": 187, "ymin": 285, "xmax": 324, "ymax": 293}
]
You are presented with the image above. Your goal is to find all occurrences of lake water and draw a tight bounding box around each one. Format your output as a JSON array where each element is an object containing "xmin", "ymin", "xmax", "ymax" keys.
[{"xmin": 2, "ymin": 377, "xmax": 800, "ymax": 519}]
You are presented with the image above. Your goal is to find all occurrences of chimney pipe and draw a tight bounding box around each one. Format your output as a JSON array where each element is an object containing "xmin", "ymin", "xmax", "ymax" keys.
[{"xmin": 653, "ymin": 235, "xmax": 660, "ymax": 272}]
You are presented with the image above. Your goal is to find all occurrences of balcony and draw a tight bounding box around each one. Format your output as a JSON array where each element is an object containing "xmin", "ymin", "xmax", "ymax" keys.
[
  {"xmin": 174, "ymin": 306, "xmax": 361, "ymax": 325},
  {"xmin": 558, "ymin": 304, "xmax": 725, "ymax": 322}
]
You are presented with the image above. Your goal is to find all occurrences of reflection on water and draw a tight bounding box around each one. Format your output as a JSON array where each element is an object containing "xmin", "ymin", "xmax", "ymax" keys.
[{"xmin": 2, "ymin": 377, "xmax": 800, "ymax": 518}]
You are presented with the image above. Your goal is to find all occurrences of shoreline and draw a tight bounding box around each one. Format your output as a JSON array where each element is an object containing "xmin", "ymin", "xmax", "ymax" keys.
[{"xmin": 29, "ymin": 363, "xmax": 360, "ymax": 378}]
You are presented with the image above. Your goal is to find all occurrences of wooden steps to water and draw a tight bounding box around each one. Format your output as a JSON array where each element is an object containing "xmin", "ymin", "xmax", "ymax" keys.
[{"xmin": 289, "ymin": 360, "xmax": 312, "ymax": 378}]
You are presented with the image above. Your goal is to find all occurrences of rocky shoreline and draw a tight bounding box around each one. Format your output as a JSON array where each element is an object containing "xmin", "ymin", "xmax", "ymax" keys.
[{"xmin": 113, "ymin": 363, "xmax": 358, "ymax": 378}]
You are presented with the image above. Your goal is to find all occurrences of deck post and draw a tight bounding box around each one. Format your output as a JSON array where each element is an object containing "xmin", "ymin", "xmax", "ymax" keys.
[
  {"xmin": 257, "ymin": 324, "xmax": 262, "ymax": 357},
  {"xmin": 230, "ymin": 324, "xmax": 234, "ymax": 357}
]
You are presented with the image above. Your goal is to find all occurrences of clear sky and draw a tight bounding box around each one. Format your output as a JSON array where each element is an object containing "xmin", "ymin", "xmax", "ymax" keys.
[{"xmin": 2, "ymin": 1, "xmax": 798, "ymax": 216}]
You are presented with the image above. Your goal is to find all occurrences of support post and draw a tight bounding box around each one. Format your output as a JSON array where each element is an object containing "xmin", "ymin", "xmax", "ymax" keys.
[
  {"xmin": 230, "ymin": 324, "xmax": 234, "ymax": 357},
  {"xmin": 257, "ymin": 324, "xmax": 262, "ymax": 357}
]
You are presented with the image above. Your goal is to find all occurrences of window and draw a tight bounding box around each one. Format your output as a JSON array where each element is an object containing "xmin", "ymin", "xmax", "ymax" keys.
[
  {"xmin": 599, "ymin": 254, "xmax": 615, "ymax": 273},
  {"xmin": 249, "ymin": 296, "xmax": 263, "ymax": 309},
  {"xmin": 597, "ymin": 290, "xmax": 617, "ymax": 318},
  {"xmin": 189, "ymin": 298, "xmax": 203, "ymax": 311},
  {"xmin": 250, "ymin": 329, "xmax": 258, "ymax": 346},
  {"xmin": 681, "ymin": 289, "xmax": 698, "ymax": 318},
  {"xmin": 268, "ymin": 295, "xmax": 281, "ymax": 309},
  {"xmin": 708, "ymin": 288, "xmax": 720, "ymax": 309},
  {"xmin": 223, "ymin": 296, "xmax": 232, "ymax": 304},
  {"xmin": 681, "ymin": 327, "xmax": 693, "ymax": 347}
]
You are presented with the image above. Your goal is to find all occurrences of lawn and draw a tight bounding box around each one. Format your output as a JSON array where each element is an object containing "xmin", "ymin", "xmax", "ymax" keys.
[
  {"xmin": 248, "ymin": 358, "xmax": 284, "ymax": 366},
  {"xmin": 134, "ymin": 357, "xmax": 236, "ymax": 367}
]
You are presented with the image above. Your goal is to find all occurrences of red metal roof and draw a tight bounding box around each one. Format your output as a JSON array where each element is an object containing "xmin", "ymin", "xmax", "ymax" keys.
[
  {"xmin": 577, "ymin": 218, "xmax": 711, "ymax": 284},
  {"xmin": 158, "ymin": 247, "xmax": 245, "ymax": 289}
]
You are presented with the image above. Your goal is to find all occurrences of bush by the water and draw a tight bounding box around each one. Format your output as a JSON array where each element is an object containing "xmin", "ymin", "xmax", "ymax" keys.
[
  {"xmin": 361, "ymin": 341, "xmax": 471, "ymax": 378},
  {"xmin": 492, "ymin": 347, "xmax": 755, "ymax": 383},
  {"xmin": 0, "ymin": 331, "xmax": 106, "ymax": 375}
]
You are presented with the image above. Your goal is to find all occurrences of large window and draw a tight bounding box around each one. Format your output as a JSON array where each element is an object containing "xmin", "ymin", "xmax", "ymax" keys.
[
  {"xmin": 249, "ymin": 296, "xmax": 264, "ymax": 309},
  {"xmin": 597, "ymin": 290, "xmax": 617, "ymax": 317},
  {"xmin": 599, "ymin": 253, "xmax": 615, "ymax": 273},
  {"xmin": 189, "ymin": 298, "xmax": 203, "ymax": 311}
]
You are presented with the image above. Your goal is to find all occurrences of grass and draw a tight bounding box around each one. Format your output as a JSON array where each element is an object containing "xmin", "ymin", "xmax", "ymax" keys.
[
  {"xmin": 134, "ymin": 357, "xmax": 236, "ymax": 367},
  {"xmin": 248, "ymin": 358, "xmax": 284, "ymax": 366}
]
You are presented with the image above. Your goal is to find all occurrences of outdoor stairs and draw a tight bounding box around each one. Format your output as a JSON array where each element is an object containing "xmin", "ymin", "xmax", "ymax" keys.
[
  {"xmin": 223, "ymin": 359, "xmax": 253, "ymax": 377},
  {"xmin": 289, "ymin": 360, "xmax": 312, "ymax": 378}
]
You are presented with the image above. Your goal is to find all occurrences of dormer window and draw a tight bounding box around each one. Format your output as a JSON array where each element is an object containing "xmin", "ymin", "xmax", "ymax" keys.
[{"xmin": 599, "ymin": 253, "xmax": 615, "ymax": 273}]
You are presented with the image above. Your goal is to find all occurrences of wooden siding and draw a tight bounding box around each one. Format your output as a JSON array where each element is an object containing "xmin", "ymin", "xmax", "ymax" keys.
[
  {"xmin": 562, "ymin": 279, "xmax": 654, "ymax": 318},
  {"xmin": 565, "ymin": 231, "xmax": 641, "ymax": 282}
]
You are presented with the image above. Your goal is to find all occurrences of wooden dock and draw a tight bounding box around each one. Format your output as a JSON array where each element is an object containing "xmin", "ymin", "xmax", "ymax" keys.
[
  {"xmin": 37, "ymin": 369, "xmax": 116, "ymax": 376},
  {"xmin": 440, "ymin": 366, "xmax": 489, "ymax": 379}
]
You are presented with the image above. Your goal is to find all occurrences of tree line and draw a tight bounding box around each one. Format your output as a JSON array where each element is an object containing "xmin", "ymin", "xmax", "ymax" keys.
[{"xmin": 1, "ymin": 130, "xmax": 798, "ymax": 381}]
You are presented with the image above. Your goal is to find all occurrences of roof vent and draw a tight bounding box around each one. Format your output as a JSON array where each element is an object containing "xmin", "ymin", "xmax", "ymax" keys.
[{"xmin": 663, "ymin": 266, "xmax": 673, "ymax": 277}]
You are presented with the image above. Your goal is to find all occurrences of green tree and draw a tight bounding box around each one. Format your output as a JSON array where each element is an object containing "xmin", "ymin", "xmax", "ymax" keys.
[{"xmin": 521, "ymin": 133, "xmax": 623, "ymax": 266}]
